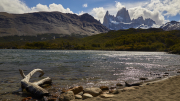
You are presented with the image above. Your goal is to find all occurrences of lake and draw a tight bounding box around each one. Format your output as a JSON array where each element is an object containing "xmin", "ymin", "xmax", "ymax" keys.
[{"xmin": 0, "ymin": 49, "xmax": 180, "ymax": 100}]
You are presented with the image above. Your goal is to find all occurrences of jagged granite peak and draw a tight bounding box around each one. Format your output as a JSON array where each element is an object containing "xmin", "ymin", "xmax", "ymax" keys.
[
  {"xmin": 116, "ymin": 7, "xmax": 131, "ymax": 23},
  {"xmin": 103, "ymin": 10, "xmax": 116, "ymax": 28},
  {"xmin": 160, "ymin": 21, "xmax": 180, "ymax": 31},
  {"xmin": 103, "ymin": 7, "xmax": 156, "ymax": 30},
  {"xmin": 103, "ymin": 11, "xmax": 110, "ymax": 28},
  {"xmin": 0, "ymin": 12, "xmax": 109, "ymax": 37}
]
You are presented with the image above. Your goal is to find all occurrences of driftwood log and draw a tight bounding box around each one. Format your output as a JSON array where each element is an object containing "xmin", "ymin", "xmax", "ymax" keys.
[{"xmin": 19, "ymin": 69, "xmax": 52, "ymax": 97}]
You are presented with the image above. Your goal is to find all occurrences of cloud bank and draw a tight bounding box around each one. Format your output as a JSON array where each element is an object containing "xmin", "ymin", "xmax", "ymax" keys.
[{"xmin": 0, "ymin": 0, "xmax": 73, "ymax": 14}]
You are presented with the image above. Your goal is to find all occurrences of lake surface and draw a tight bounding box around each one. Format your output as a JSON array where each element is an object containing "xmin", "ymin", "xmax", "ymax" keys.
[{"xmin": 0, "ymin": 49, "xmax": 180, "ymax": 100}]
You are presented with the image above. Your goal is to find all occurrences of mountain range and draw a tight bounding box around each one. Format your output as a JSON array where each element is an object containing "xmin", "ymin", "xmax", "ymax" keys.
[
  {"xmin": 0, "ymin": 10, "xmax": 180, "ymax": 38},
  {"xmin": 0, "ymin": 12, "xmax": 109, "ymax": 37},
  {"xmin": 103, "ymin": 7, "xmax": 156, "ymax": 30}
]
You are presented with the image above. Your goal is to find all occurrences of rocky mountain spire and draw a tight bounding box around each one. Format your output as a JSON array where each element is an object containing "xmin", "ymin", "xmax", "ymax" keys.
[
  {"xmin": 103, "ymin": 11, "xmax": 110, "ymax": 28},
  {"xmin": 116, "ymin": 7, "xmax": 131, "ymax": 23}
]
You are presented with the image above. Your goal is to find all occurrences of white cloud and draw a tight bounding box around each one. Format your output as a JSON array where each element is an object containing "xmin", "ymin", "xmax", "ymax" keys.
[
  {"xmin": 83, "ymin": 3, "xmax": 88, "ymax": 8},
  {"xmin": 31, "ymin": 3, "xmax": 73, "ymax": 13},
  {"xmin": 90, "ymin": 7, "xmax": 106, "ymax": 23},
  {"xmin": 0, "ymin": 0, "xmax": 30, "ymax": 13},
  {"xmin": 128, "ymin": 6, "xmax": 165, "ymax": 25},
  {"xmin": 115, "ymin": 1, "xmax": 125, "ymax": 10},
  {"xmin": 145, "ymin": 0, "xmax": 180, "ymax": 17},
  {"xmin": 0, "ymin": 0, "xmax": 73, "ymax": 14},
  {"xmin": 78, "ymin": 11, "xmax": 85, "ymax": 15}
]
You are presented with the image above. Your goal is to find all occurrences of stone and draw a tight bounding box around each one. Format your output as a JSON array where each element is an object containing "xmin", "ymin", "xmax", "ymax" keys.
[
  {"xmin": 82, "ymin": 93, "xmax": 93, "ymax": 99},
  {"xmin": 123, "ymin": 87, "xmax": 135, "ymax": 91},
  {"xmin": 69, "ymin": 86, "xmax": 83, "ymax": 94},
  {"xmin": 100, "ymin": 94, "xmax": 115, "ymax": 98},
  {"xmin": 83, "ymin": 87, "xmax": 102, "ymax": 97},
  {"xmin": 63, "ymin": 91, "xmax": 75, "ymax": 101},
  {"xmin": 22, "ymin": 97, "xmax": 32, "ymax": 101},
  {"xmin": 163, "ymin": 74, "xmax": 169, "ymax": 77},
  {"xmin": 125, "ymin": 82, "xmax": 142, "ymax": 87},
  {"xmin": 75, "ymin": 95, "xmax": 82, "ymax": 99},
  {"xmin": 139, "ymin": 78, "xmax": 148, "ymax": 80},
  {"xmin": 112, "ymin": 89, "xmax": 119, "ymax": 94},
  {"xmin": 77, "ymin": 91, "xmax": 83, "ymax": 95},
  {"xmin": 100, "ymin": 86, "xmax": 109, "ymax": 90},
  {"xmin": 177, "ymin": 71, "xmax": 180, "ymax": 73},
  {"xmin": 164, "ymin": 72, "xmax": 169, "ymax": 74},
  {"xmin": 116, "ymin": 83, "xmax": 123, "ymax": 86}
]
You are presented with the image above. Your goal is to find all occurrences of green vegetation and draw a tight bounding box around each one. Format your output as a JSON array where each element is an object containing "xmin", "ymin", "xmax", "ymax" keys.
[{"xmin": 1, "ymin": 28, "xmax": 180, "ymax": 54}]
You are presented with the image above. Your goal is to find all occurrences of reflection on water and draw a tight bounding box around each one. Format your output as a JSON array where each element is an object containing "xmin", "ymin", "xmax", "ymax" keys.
[{"xmin": 0, "ymin": 49, "xmax": 180, "ymax": 100}]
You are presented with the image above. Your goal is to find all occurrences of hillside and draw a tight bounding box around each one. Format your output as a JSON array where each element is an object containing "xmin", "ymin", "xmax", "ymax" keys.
[
  {"xmin": 0, "ymin": 12, "xmax": 109, "ymax": 37},
  {"xmin": 1, "ymin": 28, "xmax": 180, "ymax": 54}
]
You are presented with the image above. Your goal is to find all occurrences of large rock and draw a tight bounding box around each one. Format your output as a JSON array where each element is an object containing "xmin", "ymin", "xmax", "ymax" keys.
[
  {"xmin": 75, "ymin": 95, "xmax": 82, "ymax": 99},
  {"xmin": 100, "ymin": 86, "xmax": 109, "ymax": 90},
  {"xmin": 82, "ymin": 93, "xmax": 93, "ymax": 99},
  {"xmin": 69, "ymin": 86, "xmax": 83, "ymax": 94},
  {"xmin": 83, "ymin": 87, "xmax": 102, "ymax": 97},
  {"xmin": 63, "ymin": 91, "xmax": 75, "ymax": 101}
]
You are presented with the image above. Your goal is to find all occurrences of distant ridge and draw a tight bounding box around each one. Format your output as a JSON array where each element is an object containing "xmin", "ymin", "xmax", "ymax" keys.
[
  {"xmin": 0, "ymin": 12, "xmax": 109, "ymax": 37},
  {"xmin": 160, "ymin": 21, "xmax": 180, "ymax": 31}
]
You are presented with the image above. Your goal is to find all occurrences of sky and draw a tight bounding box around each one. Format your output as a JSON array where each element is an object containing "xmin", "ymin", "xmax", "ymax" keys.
[{"xmin": 0, "ymin": 0, "xmax": 180, "ymax": 25}]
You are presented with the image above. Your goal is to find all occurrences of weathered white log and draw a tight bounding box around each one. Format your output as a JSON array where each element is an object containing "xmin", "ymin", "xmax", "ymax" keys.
[{"xmin": 19, "ymin": 69, "xmax": 52, "ymax": 97}]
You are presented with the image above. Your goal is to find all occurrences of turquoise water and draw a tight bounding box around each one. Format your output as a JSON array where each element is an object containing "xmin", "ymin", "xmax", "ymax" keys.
[{"xmin": 0, "ymin": 49, "xmax": 180, "ymax": 100}]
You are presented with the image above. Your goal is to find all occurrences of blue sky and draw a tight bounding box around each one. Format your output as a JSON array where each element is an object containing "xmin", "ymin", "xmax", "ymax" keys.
[{"xmin": 0, "ymin": 0, "xmax": 180, "ymax": 25}]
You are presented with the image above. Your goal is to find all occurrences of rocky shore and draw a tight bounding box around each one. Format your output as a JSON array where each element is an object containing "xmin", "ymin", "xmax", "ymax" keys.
[{"xmin": 20, "ymin": 70, "xmax": 180, "ymax": 101}]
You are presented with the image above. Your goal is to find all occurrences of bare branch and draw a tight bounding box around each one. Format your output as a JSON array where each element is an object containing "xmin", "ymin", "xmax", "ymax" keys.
[{"xmin": 19, "ymin": 69, "xmax": 51, "ymax": 97}]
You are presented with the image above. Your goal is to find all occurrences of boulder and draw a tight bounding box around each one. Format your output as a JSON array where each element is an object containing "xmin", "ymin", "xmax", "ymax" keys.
[
  {"xmin": 139, "ymin": 78, "xmax": 148, "ymax": 80},
  {"xmin": 112, "ymin": 89, "xmax": 120, "ymax": 94},
  {"xmin": 125, "ymin": 82, "xmax": 142, "ymax": 87},
  {"xmin": 116, "ymin": 83, "xmax": 123, "ymax": 86},
  {"xmin": 100, "ymin": 86, "xmax": 109, "ymax": 90},
  {"xmin": 100, "ymin": 94, "xmax": 115, "ymax": 98},
  {"xmin": 63, "ymin": 91, "xmax": 75, "ymax": 101},
  {"xmin": 83, "ymin": 87, "xmax": 102, "ymax": 97},
  {"xmin": 69, "ymin": 86, "xmax": 83, "ymax": 94},
  {"xmin": 164, "ymin": 72, "xmax": 169, "ymax": 74},
  {"xmin": 82, "ymin": 93, "xmax": 93, "ymax": 99},
  {"xmin": 75, "ymin": 95, "xmax": 82, "ymax": 99},
  {"xmin": 77, "ymin": 91, "xmax": 83, "ymax": 95}
]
